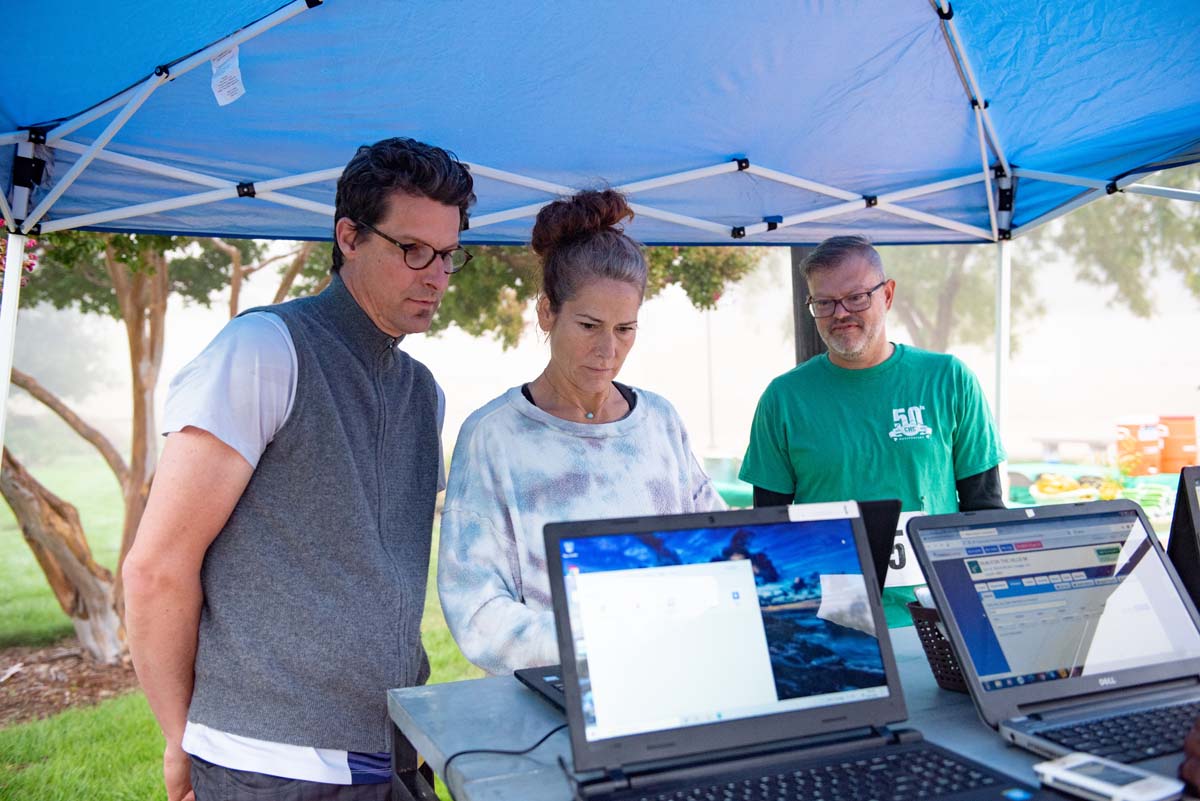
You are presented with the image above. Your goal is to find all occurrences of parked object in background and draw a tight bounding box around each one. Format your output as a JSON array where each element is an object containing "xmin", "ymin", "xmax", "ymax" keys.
[
  {"xmin": 1160, "ymin": 416, "xmax": 1198, "ymax": 476},
  {"xmin": 1116, "ymin": 418, "xmax": 1166, "ymax": 476},
  {"xmin": 1006, "ymin": 464, "xmax": 1177, "ymax": 531}
]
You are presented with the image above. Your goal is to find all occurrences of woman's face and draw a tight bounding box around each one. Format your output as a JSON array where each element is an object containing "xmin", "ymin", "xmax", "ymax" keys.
[{"xmin": 539, "ymin": 277, "xmax": 642, "ymax": 394}]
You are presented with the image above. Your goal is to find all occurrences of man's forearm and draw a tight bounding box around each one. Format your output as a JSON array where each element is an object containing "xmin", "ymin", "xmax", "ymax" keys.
[{"xmin": 124, "ymin": 565, "xmax": 204, "ymax": 748}]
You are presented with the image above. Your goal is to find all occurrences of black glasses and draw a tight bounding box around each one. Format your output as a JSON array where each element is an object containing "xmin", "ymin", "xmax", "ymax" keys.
[
  {"xmin": 807, "ymin": 280, "xmax": 889, "ymax": 318},
  {"xmin": 354, "ymin": 220, "xmax": 472, "ymax": 274}
]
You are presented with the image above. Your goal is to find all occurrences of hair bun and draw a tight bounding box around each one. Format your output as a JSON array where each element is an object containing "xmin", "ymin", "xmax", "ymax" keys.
[{"xmin": 531, "ymin": 189, "xmax": 634, "ymax": 258}]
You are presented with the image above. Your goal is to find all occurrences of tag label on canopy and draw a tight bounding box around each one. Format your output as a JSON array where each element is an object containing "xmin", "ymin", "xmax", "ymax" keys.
[{"xmin": 211, "ymin": 47, "xmax": 246, "ymax": 107}]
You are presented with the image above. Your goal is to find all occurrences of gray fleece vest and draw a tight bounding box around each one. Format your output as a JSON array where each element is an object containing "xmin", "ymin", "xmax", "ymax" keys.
[{"xmin": 188, "ymin": 273, "xmax": 439, "ymax": 753}]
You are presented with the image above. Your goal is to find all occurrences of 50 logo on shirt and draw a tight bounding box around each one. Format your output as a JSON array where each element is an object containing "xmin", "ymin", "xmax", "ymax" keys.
[{"xmin": 889, "ymin": 406, "xmax": 932, "ymax": 441}]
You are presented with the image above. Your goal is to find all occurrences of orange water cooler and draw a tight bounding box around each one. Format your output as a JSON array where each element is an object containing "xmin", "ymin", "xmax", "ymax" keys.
[
  {"xmin": 1116, "ymin": 419, "xmax": 1164, "ymax": 476},
  {"xmin": 1160, "ymin": 415, "xmax": 1198, "ymax": 475}
]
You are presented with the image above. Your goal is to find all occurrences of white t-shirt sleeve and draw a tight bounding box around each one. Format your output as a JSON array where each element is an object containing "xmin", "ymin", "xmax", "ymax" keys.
[{"xmin": 162, "ymin": 312, "xmax": 297, "ymax": 468}]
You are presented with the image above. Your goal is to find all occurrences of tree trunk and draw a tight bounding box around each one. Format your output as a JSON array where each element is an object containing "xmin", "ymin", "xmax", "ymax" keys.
[
  {"xmin": 0, "ymin": 449, "xmax": 124, "ymax": 663},
  {"xmin": 107, "ymin": 242, "xmax": 168, "ymax": 615}
]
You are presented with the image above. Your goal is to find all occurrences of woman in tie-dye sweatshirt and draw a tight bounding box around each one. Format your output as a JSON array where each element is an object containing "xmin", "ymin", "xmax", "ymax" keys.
[{"xmin": 438, "ymin": 189, "xmax": 726, "ymax": 675}]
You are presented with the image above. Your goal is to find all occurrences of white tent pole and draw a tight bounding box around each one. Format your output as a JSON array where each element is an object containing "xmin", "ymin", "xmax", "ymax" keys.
[
  {"xmin": 1014, "ymin": 168, "xmax": 1109, "ymax": 190},
  {"xmin": 0, "ymin": 143, "xmax": 34, "ymax": 450},
  {"xmin": 744, "ymin": 165, "xmax": 861, "ymax": 201},
  {"xmin": 1010, "ymin": 169, "xmax": 1199, "ymax": 201},
  {"xmin": 936, "ymin": 1, "xmax": 1012, "ymax": 177},
  {"xmin": 40, "ymin": 186, "xmax": 244, "ymax": 233},
  {"xmin": 1010, "ymin": 171, "xmax": 1142, "ymax": 237},
  {"xmin": 1117, "ymin": 184, "xmax": 1200, "ymax": 203},
  {"xmin": 45, "ymin": 89, "xmax": 140, "ymax": 145},
  {"xmin": 0, "ymin": 232, "xmax": 27, "ymax": 450},
  {"xmin": 464, "ymin": 163, "xmax": 570, "ymax": 195},
  {"xmin": 473, "ymin": 198, "xmax": 732, "ymax": 236},
  {"xmin": 55, "ymin": 139, "xmax": 233, "ymax": 188},
  {"xmin": 22, "ymin": 73, "xmax": 168, "ymax": 233},
  {"xmin": 877, "ymin": 172, "xmax": 984, "ymax": 203},
  {"xmin": 57, "ymin": 139, "xmax": 337, "ymax": 217},
  {"xmin": 617, "ymin": 162, "xmax": 740, "ymax": 194},
  {"xmin": 742, "ymin": 198, "xmax": 866, "ymax": 234},
  {"xmin": 1012, "ymin": 189, "xmax": 1106, "ymax": 237},
  {"xmin": 0, "ymin": 182, "xmax": 13, "ymax": 227},
  {"xmin": 0, "ymin": 132, "xmax": 24, "ymax": 146},
  {"xmin": 974, "ymin": 105, "xmax": 999, "ymax": 240},
  {"xmin": 628, "ymin": 204, "xmax": 731, "ymax": 236},
  {"xmin": 994, "ymin": 239, "xmax": 1011, "ymax": 442},
  {"xmin": 469, "ymin": 202, "xmax": 550, "ymax": 229},
  {"xmin": 875, "ymin": 202, "xmax": 994, "ymax": 240},
  {"xmin": 255, "ymin": 193, "xmax": 333, "ymax": 217}
]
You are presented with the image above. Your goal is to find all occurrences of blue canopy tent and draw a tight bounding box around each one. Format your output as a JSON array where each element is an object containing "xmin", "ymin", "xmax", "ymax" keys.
[{"xmin": 2, "ymin": 0, "xmax": 1199, "ymax": 445}]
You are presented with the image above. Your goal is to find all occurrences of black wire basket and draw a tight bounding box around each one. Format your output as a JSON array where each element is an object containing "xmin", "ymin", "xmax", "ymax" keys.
[{"xmin": 907, "ymin": 601, "xmax": 969, "ymax": 694}]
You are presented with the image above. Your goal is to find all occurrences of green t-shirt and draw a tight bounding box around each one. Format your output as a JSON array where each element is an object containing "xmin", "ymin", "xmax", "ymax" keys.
[{"xmin": 739, "ymin": 344, "xmax": 1005, "ymax": 625}]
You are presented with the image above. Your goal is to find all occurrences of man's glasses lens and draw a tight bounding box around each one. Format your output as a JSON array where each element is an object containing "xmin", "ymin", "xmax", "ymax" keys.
[
  {"xmin": 807, "ymin": 281, "xmax": 886, "ymax": 318},
  {"xmin": 404, "ymin": 244, "xmax": 471, "ymax": 273}
]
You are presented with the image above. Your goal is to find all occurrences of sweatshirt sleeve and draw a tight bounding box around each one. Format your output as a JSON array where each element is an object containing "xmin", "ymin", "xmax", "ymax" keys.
[{"xmin": 437, "ymin": 416, "xmax": 558, "ymax": 675}]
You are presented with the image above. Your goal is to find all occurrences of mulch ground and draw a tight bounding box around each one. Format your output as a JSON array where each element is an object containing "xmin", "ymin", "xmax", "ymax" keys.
[{"xmin": 0, "ymin": 638, "xmax": 140, "ymax": 728}]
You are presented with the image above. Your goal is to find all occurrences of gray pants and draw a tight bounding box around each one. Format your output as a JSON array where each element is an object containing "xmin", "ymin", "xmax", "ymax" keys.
[{"xmin": 190, "ymin": 756, "xmax": 392, "ymax": 801}]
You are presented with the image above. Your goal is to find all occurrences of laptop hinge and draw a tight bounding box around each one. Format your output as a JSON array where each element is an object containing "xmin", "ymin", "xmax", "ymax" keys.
[
  {"xmin": 1018, "ymin": 676, "xmax": 1200, "ymax": 721},
  {"xmin": 578, "ymin": 767, "xmax": 630, "ymax": 799}
]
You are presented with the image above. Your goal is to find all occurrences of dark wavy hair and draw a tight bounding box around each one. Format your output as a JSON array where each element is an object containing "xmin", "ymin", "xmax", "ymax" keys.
[
  {"xmin": 531, "ymin": 189, "xmax": 647, "ymax": 313},
  {"xmin": 332, "ymin": 137, "xmax": 475, "ymax": 271}
]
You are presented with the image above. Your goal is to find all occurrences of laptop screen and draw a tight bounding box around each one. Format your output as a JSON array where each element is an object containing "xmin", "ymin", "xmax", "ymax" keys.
[
  {"xmin": 918, "ymin": 507, "xmax": 1200, "ymax": 692},
  {"xmin": 556, "ymin": 505, "xmax": 890, "ymax": 743}
]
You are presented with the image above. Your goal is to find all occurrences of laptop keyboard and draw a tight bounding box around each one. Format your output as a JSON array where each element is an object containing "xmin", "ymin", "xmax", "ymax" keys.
[
  {"xmin": 1039, "ymin": 700, "xmax": 1200, "ymax": 763},
  {"xmin": 624, "ymin": 745, "xmax": 1003, "ymax": 801}
]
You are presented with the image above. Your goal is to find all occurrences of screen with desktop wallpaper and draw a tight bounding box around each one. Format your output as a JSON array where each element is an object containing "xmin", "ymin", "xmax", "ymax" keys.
[{"xmin": 558, "ymin": 518, "xmax": 888, "ymax": 742}]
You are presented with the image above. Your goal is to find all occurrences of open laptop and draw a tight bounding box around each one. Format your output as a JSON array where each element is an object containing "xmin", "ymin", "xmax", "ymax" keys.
[
  {"xmin": 517, "ymin": 499, "xmax": 902, "ymax": 711},
  {"xmin": 1168, "ymin": 465, "xmax": 1200, "ymax": 611},
  {"xmin": 908, "ymin": 499, "xmax": 1200, "ymax": 776},
  {"xmin": 541, "ymin": 501, "xmax": 1049, "ymax": 801}
]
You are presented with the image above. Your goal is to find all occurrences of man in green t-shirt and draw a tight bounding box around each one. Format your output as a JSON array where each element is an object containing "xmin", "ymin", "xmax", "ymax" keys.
[{"xmin": 739, "ymin": 235, "xmax": 1006, "ymax": 626}]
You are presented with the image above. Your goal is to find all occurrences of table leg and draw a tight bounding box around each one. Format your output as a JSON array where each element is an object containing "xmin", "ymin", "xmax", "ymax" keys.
[{"xmin": 392, "ymin": 721, "xmax": 439, "ymax": 801}]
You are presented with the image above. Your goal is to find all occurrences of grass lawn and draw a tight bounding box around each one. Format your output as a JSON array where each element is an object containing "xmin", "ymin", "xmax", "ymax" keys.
[{"xmin": 0, "ymin": 453, "xmax": 483, "ymax": 801}]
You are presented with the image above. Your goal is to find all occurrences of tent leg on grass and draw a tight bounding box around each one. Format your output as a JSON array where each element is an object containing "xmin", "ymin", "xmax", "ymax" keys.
[{"xmin": 994, "ymin": 239, "xmax": 1011, "ymax": 441}]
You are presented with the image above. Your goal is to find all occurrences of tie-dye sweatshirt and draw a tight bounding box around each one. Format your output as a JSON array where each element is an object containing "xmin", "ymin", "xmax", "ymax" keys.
[{"xmin": 439, "ymin": 385, "xmax": 726, "ymax": 675}]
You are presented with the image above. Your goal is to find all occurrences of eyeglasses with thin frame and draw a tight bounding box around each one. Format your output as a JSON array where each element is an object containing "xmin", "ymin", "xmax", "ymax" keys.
[
  {"xmin": 354, "ymin": 219, "xmax": 473, "ymax": 274},
  {"xmin": 806, "ymin": 279, "xmax": 889, "ymax": 318}
]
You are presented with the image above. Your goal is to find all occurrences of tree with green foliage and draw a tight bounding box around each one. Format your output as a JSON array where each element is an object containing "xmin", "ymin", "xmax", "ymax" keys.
[
  {"xmin": 0, "ymin": 232, "xmax": 759, "ymax": 661},
  {"xmin": 876, "ymin": 165, "xmax": 1200, "ymax": 353},
  {"xmin": 878, "ymin": 244, "xmax": 1043, "ymax": 353},
  {"xmin": 429, "ymin": 244, "xmax": 762, "ymax": 348},
  {"xmin": 0, "ymin": 233, "xmax": 319, "ymax": 661}
]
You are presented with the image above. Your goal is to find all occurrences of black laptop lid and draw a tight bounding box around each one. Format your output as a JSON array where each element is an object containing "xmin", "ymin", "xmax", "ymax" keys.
[
  {"xmin": 545, "ymin": 501, "xmax": 906, "ymax": 774},
  {"xmin": 908, "ymin": 500, "xmax": 1200, "ymax": 727},
  {"xmin": 861, "ymin": 499, "xmax": 903, "ymax": 593},
  {"xmin": 1168, "ymin": 466, "xmax": 1200, "ymax": 611}
]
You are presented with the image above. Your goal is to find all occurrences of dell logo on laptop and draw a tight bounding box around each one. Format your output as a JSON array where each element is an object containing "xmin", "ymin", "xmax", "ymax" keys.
[{"xmin": 1097, "ymin": 677, "xmax": 1117, "ymax": 687}]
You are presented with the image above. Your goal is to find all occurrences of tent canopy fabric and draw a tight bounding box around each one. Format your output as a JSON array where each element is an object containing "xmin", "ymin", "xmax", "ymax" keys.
[{"xmin": 2, "ymin": 1, "xmax": 1199, "ymax": 246}]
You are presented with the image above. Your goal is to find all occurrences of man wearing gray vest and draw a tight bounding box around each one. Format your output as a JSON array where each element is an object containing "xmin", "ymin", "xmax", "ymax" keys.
[{"xmin": 124, "ymin": 138, "xmax": 475, "ymax": 801}]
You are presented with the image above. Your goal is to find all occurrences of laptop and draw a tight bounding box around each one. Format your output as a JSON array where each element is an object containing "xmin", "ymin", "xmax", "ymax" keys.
[
  {"xmin": 1168, "ymin": 465, "xmax": 1200, "ymax": 611},
  {"xmin": 517, "ymin": 499, "xmax": 902, "ymax": 711},
  {"xmin": 542, "ymin": 501, "xmax": 1049, "ymax": 801},
  {"xmin": 907, "ymin": 499, "xmax": 1200, "ymax": 776}
]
